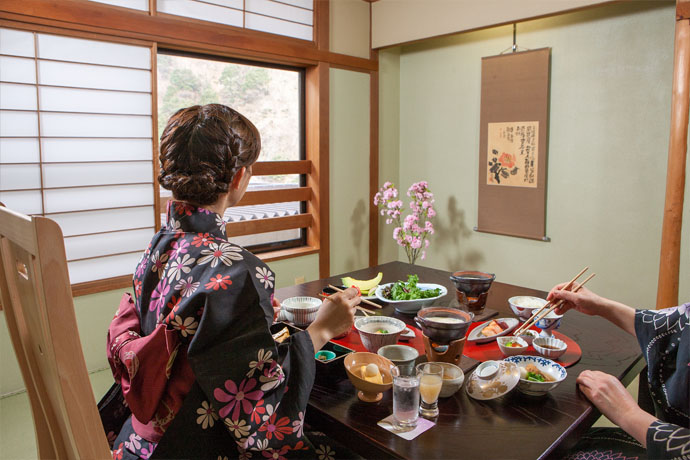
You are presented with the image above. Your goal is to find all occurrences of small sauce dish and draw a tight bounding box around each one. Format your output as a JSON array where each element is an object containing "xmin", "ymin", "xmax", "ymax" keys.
[{"xmin": 476, "ymin": 360, "xmax": 500, "ymax": 380}]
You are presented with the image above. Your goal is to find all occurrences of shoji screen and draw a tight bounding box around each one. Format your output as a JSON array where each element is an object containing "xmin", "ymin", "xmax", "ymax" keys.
[
  {"xmin": 87, "ymin": 0, "xmax": 149, "ymax": 11},
  {"xmin": 157, "ymin": 0, "xmax": 314, "ymax": 41},
  {"xmin": 0, "ymin": 28, "xmax": 155, "ymax": 286}
]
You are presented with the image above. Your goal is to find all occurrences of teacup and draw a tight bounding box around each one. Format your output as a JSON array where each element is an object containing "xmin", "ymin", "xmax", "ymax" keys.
[{"xmin": 377, "ymin": 344, "xmax": 419, "ymax": 376}]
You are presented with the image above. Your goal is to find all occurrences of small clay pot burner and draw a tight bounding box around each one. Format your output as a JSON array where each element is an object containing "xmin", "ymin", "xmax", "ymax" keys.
[{"xmin": 449, "ymin": 271, "xmax": 496, "ymax": 314}]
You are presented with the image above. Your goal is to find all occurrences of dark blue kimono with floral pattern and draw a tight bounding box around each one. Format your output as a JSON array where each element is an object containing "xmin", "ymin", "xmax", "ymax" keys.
[
  {"xmin": 108, "ymin": 201, "xmax": 330, "ymax": 460},
  {"xmin": 566, "ymin": 305, "xmax": 689, "ymax": 460}
]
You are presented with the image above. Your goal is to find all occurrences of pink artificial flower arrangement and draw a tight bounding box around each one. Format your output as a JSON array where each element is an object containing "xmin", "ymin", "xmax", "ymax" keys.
[{"xmin": 373, "ymin": 181, "xmax": 435, "ymax": 265}]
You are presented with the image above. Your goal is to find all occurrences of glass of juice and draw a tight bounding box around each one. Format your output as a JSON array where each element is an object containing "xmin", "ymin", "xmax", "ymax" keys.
[
  {"xmin": 416, "ymin": 362, "xmax": 444, "ymax": 418},
  {"xmin": 392, "ymin": 366, "xmax": 421, "ymax": 428}
]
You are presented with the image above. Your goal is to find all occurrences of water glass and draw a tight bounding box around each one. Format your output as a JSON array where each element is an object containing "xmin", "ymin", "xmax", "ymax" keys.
[
  {"xmin": 416, "ymin": 362, "xmax": 444, "ymax": 418},
  {"xmin": 392, "ymin": 366, "xmax": 421, "ymax": 428}
]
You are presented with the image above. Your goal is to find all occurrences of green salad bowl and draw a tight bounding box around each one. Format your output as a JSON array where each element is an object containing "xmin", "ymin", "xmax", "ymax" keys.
[{"xmin": 374, "ymin": 282, "xmax": 448, "ymax": 314}]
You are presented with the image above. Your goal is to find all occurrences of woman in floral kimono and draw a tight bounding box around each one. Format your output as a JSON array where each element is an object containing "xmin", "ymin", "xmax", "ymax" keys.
[
  {"xmin": 106, "ymin": 104, "xmax": 360, "ymax": 459},
  {"xmin": 547, "ymin": 284, "xmax": 689, "ymax": 460}
]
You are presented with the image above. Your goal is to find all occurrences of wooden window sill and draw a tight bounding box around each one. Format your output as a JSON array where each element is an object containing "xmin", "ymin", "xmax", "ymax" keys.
[{"xmin": 256, "ymin": 245, "xmax": 319, "ymax": 263}]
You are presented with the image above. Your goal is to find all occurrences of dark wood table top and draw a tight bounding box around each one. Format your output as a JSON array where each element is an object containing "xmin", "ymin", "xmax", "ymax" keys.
[{"xmin": 275, "ymin": 261, "xmax": 644, "ymax": 460}]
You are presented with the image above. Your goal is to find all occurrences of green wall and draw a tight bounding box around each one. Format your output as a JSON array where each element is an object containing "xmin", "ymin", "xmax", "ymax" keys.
[
  {"xmin": 329, "ymin": 68, "xmax": 371, "ymax": 275},
  {"xmin": 388, "ymin": 1, "xmax": 689, "ymax": 307}
]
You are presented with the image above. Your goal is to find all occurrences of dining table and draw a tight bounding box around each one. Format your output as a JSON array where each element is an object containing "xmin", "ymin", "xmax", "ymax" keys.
[{"xmin": 275, "ymin": 261, "xmax": 645, "ymax": 459}]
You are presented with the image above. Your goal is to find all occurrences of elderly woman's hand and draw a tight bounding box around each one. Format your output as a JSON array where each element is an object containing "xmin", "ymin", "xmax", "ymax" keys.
[
  {"xmin": 577, "ymin": 370, "xmax": 657, "ymax": 447},
  {"xmin": 547, "ymin": 284, "xmax": 605, "ymax": 316}
]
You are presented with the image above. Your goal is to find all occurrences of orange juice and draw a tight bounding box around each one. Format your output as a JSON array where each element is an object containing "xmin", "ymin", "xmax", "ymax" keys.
[{"xmin": 419, "ymin": 374, "xmax": 442, "ymax": 404}]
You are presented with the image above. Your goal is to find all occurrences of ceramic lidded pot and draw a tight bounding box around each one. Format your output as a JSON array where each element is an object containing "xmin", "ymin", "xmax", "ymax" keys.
[
  {"xmin": 414, "ymin": 307, "xmax": 474, "ymax": 345},
  {"xmin": 449, "ymin": 271, "xmax": 495, "ymax": 314}
]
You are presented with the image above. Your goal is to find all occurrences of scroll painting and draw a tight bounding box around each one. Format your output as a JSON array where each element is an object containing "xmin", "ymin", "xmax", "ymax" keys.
[{"xmin": 477, "ymin": 48, "xmax": 550, "ymax": 240}]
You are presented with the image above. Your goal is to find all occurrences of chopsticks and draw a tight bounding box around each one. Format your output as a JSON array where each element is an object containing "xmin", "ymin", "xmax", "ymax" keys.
[
  {"xmin": 318, "ymin": 293, "xmax": 375, "ymax": 316},
  {"xmin": 328, "ymin": 284, "xmax": 382, "ymax": 310},
  {"xmin": 513, "ymin": 267, "xmax": 594, "ymax": 337}
]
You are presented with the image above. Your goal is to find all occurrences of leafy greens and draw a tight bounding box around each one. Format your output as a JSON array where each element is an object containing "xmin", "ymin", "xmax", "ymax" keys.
[{"xmin": 381, "ymin": 274, "xmax": 441, "ymax": 301}]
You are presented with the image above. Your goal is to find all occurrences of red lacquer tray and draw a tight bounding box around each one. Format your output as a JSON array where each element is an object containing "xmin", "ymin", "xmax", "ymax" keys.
[
  {"xmin": 462, "ymin": 322, "xmax": 582, "ymax": 368},
  {"xmin": 331, "ymin": 325, "xmax": 427, "ymax": 356}
]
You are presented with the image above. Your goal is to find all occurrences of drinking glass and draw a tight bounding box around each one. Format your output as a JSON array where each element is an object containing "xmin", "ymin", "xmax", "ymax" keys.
[
  {"xmin": 416, "ymin": 362, "xmax": 443, "ymax": 418},
  {"xmin": 392, "ymin": 366, "xmax": 421, "ymax": 428}
]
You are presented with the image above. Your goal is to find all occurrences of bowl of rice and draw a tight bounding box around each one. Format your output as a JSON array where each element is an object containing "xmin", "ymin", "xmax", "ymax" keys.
[{"xmin": 508, "ymin": 296, "xmax": 548, "ymax": 321}]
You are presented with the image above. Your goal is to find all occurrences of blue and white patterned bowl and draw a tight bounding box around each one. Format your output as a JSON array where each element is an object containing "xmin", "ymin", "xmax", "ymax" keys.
[{"xmin": 504, "ymin": 355, "xmax": 567, "ymax": 396}]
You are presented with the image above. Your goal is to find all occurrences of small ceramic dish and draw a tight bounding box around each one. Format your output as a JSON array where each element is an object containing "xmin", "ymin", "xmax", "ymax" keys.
[
  {"xmin": 516, "ymin": 329, "xmax": 539, "ymax": 346},
  {"xmin": 374, "ymin": 283, "xmax": 448, "ymax": 314},
  {"xmin": 279, "ymin": 296, "xmax": 322, "ymax": 326},
  {"xmin": 508, "ymin": 296, "xmax": 548, "ymax": 321},
  {"xmin": 343, "ymin": 352, "xmax": 395, "ymax": 402},
  {"xmin": 466, "ymin": 360, "xmax": 520, "ymax": 400},
  {"xmin": 436, "ymin": 362, "xmax": 465, "ymax": 398},
  {"xmin": 497, "ymin": 336, "xmax": 528, "ymax": 356},
  {"xmin": 315, "ymin": 350, "xmax": 336, "ymax": 362},
  {"xmin": 504, "ymin": 355, "xmax": 567, "ymax": 396},
  {"xmin": 467, "ymin": 318, "xmax": 519, "ymax": 343},
  {"xmin": 398, "ymin": 327, "xmax": 416, "ymax": 342},
  {"xmin": 533, "ymin": 337, "xmax": 567, "ymax": 359},
  {"xmin": 354, "ymin": 316, "xmax": 406, "ymax": 353}
]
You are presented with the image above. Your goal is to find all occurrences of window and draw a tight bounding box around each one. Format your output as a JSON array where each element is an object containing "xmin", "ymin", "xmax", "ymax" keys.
[
  {"xmin": 157, "ymin": 51, "xmax": 307, "ymax": 253},
  {"xmin": 85, "ymin": 0, "xmax": 315, "ymax": 41},
  {"xmin": 0, "ymin": 27, "xmax": 156, "ymax": 288}
]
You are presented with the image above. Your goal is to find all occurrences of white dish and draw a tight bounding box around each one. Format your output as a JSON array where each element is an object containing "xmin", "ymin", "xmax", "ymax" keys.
[
  {"xmin": 374, "ymin": 283, "xmax": 448, "ymax": 314},
  {"xmin": 466, "ymin": 360, "xmax": 520, "ymax": 400},
  {"xmin": 496, "ymin": 336, "xmax": 528, "ymax": 356},
  {"xmin": 467, "ymin": 318, "xmax": 519, "ymax": 343}
]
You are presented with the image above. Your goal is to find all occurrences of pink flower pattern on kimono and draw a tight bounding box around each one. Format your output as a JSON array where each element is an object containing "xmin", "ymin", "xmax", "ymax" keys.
[
  {"xmin": 291, "ymin": 411, "xmax": 304, "ymax": 437},
  {"xmin": 167, "ymin": 239, "xmax": 190, "ymax": 260},
  {"xmin": 149, "ymin": 278, "xmax": 170, "ymax": 316},
  {"xmin": 214, "ymin": 377, "xmax": 264, "ymax": 419}
]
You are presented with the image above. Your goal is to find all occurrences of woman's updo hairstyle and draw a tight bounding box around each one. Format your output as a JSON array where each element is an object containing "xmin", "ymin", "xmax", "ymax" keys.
[{"xmin": 158, "ymin": 104, "xmax": 261, "ymax": 205}]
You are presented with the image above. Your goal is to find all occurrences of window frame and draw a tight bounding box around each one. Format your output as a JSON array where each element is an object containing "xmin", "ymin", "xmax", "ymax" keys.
[{"xmin": 156, "ymin": 48, "xmax": 309, "ymax": 255}]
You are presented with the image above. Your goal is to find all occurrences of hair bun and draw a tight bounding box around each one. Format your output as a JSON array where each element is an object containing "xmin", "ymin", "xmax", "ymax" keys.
[{"xmin": 159, "ymin": 171, "xmax": 228, "ymax": 205}]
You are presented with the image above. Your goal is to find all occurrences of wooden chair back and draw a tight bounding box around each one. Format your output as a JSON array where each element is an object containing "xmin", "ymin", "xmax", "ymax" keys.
[{"xmin": 0, "ymin": 206, "xmax": 111, "ymax": 459}]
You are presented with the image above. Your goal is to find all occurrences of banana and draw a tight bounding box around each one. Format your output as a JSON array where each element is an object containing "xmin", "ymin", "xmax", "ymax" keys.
[{"xmin": 341, "ymin": 272, "xmax": 383, "ymax": 295}]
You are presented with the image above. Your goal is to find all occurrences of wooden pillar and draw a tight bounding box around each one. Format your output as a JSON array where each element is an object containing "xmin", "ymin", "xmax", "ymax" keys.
[{"xmin": 656, "ymin": 0, "xmax": 690, "ymax": 309}]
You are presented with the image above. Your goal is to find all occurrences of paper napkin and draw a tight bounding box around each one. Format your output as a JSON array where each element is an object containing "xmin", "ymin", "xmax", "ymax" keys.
[{"xmin": 377, "ymin": 414, "xmax": 435, "ymax": 440}]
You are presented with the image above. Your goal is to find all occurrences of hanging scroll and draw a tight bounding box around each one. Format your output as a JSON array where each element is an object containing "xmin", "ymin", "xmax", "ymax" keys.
[{"xmin": 477, "ymin": 48, "xmax": 550, "ymax": 241}]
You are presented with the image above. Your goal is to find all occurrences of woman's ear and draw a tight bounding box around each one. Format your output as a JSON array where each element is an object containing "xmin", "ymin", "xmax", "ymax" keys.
[{"xmin": 230, "ymin": 167, "xmax": 247, "ymax": 190}]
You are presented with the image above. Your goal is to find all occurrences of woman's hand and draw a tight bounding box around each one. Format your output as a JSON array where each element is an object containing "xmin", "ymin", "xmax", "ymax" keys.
[
  {"xmin": 307, "ymin": 287, "xmax": 360, "ymax": 351},
  {"xmin": 271, "ymin": 296, "xmax": 281, "ymax": 322},
  {"xmin": 577, "ymin": 370, "xmax": 657, "ymax": 447},
  {"xmin": 548, "ymin": 284, "xmax": 605, "ymax": 316},
  {"xmin": 547, "ymin": 283, "xmax": 637, "ymax": 336}
]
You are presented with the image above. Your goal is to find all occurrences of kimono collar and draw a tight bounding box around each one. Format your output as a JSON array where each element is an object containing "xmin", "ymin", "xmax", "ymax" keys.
[{"xmin": 165, "ymin": 200, "xmax": 228, "ymax": 239}]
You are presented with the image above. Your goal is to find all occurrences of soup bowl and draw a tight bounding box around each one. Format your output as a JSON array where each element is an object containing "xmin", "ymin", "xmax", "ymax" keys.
[{"xmin": 354, "ymin": 316, "xmax": 406, "ymax": 353}]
